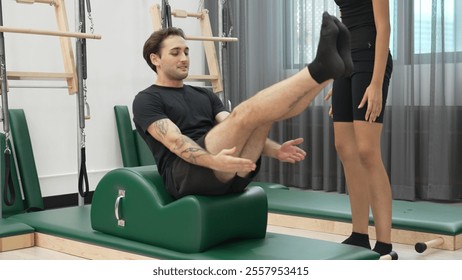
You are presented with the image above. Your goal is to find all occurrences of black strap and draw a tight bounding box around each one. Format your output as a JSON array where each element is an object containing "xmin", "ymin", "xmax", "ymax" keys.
[
  {"xmin": 78, "ymin": 147, "xmax": 89, "ymax": 198},
  {"xmin": 161, "ymin": 0, "xmax": 172, "ymax": 28},
  {"xmin": 3, "ymin": 149, "xmax": 16, "ymax": 206},
  {"xmin": 86, "ymin": 0, "xmax": 92, "ymax": 16}
]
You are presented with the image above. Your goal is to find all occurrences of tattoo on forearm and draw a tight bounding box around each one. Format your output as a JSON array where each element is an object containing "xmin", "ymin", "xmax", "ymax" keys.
[
  {"xmin": 176, "ymin": 136, "xmax": 208, "ymax": 164},
  {"xmin": 182, "ymin": 148, "xmax": 206, "ymax": 164},
  {"xmin": 154, "ymin": 120, "xmax": 168, "ymax": 138},
  {"xmin": 156, "ymin": 120, "xmax": 208, "ymax": 164},
  {"xmin": 174, "ymin": 136, "xmax": 187, "ymax": 151}
]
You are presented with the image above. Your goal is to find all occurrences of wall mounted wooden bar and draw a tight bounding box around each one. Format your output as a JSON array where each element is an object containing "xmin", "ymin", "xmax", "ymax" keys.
[{"xmin": 0, "ymin": 26, "xmax": 101, "ymax": 39}]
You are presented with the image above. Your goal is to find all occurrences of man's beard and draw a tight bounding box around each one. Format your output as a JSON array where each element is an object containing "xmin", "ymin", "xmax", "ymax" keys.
[{"xmin": 169, "ymin": 70, "xmax": 189, "ymax": 81}]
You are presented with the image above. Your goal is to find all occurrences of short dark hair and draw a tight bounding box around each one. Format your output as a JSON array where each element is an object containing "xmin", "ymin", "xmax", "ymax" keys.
[{"xmin": 143, "ymin": 27, "xmax": 186, "ymax": 73}]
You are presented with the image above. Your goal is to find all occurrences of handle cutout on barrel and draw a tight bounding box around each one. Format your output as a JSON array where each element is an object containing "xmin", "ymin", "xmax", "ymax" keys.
[{"xmin": 114, "ymin": 189, "xmax": 125, "ymax": 227}]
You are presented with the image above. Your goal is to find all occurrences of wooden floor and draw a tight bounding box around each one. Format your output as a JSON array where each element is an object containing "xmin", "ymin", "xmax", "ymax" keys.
[{"xmin": 1, "ymin": 225, "xmax": 461, "ymax": 260}]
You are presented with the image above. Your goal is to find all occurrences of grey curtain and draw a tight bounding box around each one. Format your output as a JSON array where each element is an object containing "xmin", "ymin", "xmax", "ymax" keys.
[
  {"xmin": 386, "ymin": 0, "xmax": 462, "ymax": 200},
  {"xmin": 207, "ymin": 0, "xmax": 462, "ymax": 201}
]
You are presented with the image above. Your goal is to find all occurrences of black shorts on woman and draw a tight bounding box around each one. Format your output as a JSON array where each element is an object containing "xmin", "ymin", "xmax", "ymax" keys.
[{"xmin": 332, "ymin": 48, "xmax": 393, "ymax": 123}]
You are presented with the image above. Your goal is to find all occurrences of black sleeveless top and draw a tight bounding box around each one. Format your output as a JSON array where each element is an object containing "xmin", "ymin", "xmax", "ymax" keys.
[{"xmin": 334, "ymin": 0, "xmax": 376, "ymax": 50}]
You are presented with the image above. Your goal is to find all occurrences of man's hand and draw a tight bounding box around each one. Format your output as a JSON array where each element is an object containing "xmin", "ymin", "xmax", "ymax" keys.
[
  {"xmin": 276, "ymin": 138, "xmax": 306, "ymax": 163},
  {"xmin": 211, "ymin": 147, "xmax": 257, "ymax": 173}
]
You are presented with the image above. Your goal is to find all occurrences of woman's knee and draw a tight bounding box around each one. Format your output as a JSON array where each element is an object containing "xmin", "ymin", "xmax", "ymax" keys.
[
  {"xmin": 334, "ymin": 140, "xmax": 358, "ymax": 162},
  {"xmin": 356, "ymin": 144, "xmax": 380, "ymax": 167}
]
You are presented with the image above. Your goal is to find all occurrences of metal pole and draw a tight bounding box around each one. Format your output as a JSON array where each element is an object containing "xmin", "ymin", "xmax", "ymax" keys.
[
  {"xmin": 0, "ymin": 0, "xmax": 9, "ymax": 135},
  {"xmin": 220, "ymin": 0, "xmax": 233, "ymax": 110},
  {"xmin": 0, "ymin": 0, "xmax": 8, "ymax": 218},
  {"xmin": 75, "ymin": 0, "xmax": 85, "ymax": 206},
  {"xmin": 218, "ymin": 0, "xmax": 223, "ymax": 76},
  {"xmin": 217, "ymin": 0, "xmax": 224, "ymax": 103},
  {"xmin": 77, "ymin": 0, "xmax": 86, "ymax": 130}
]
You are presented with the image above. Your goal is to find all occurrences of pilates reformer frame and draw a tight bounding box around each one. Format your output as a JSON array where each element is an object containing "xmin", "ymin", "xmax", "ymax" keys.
[
  {"xmin": 264, "ymin": 188, "xmax": 462, "ymax": 254},
  {"xmin": 0, "ymin": 0, "xmax": 97, "ymax": 93},
  {"xmin": 0, "ymin": 0, "xmax": 100, "ymax": 251}
]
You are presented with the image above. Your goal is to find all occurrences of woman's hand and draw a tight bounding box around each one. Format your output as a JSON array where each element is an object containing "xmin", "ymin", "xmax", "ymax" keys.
[
  {"xmin": 324, "ymin": 88, "xmax": 333, "ymax": 118},
  {"xmin": 358, "ymin": 83, "xmax": 383, "ymax": 123}
]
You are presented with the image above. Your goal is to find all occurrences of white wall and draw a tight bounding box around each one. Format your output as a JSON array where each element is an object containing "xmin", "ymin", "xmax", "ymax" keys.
[{"xmin": 3, "ymin": 0, "xmax": 205, "ymax": 197}]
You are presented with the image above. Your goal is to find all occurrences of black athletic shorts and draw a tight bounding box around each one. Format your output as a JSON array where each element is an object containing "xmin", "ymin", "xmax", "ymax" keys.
[
  {"xmin": 166, "ymin": 134, "xmax": 262, "ymax": 199},
  {"xmin": 332, "ymin": 49, "xmax": 393, "ymax": 123}
]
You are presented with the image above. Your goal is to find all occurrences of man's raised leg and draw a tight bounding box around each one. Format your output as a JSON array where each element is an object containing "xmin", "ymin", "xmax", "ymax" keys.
[
  {"xmin": 232, "ymin": 11, "xmax": 350, "ymax": 124},
  {"xmin": 205, "ymin": 12, "xmax": 350, "ymax": 178},
  {"xmin": 279, "ymin": 13, "xmax": 354, "ymax": 121}
]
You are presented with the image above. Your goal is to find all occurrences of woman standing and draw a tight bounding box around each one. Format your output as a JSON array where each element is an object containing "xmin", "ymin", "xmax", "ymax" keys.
[{"xmin": 326, "ymin": 0, "xmax": 394, "ymax": 256}]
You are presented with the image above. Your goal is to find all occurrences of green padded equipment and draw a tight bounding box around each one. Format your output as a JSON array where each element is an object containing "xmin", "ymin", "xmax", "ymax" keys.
[
  {"xmin": 248, "ymin": 181, "xmax": 289, "ymax": 190},
  {"xmin": 265, "ymin": 189, "xmax": 354, "ymax": 223},
  {"xmin": 9, "ymin": 205, "xmax": 379, "ymax": 259},
  {"xmin": 114, "ymin": 105, "xmax": 139, "ymax": 167},
  {"xmin": 134, "ymin": 132, "xmax": 155, "ymax": 166},
  {"xmin": 90, "ymin": 166, "xmax": 268, "ymax": 253},
  {"xmin": 0, "ymin": 218, "xmax": 34, "ymax": 238},
  {"xmin": 264, "ymin": 188, "xmax": 462, "ymax": 236},
  {"xmin": 1, "ymin": 133, "xmax": 25, "ymax": 216},
  {"xmin": 8, "ymin": 109, "xmax": 44, "ymax": 211},
  {"xmin": 391, "ymin": 200, "xmax": 462, "ymax": 235},
  {"xmin": 114, "ymin": 105, "xmax": 155, "ymax": 167}
]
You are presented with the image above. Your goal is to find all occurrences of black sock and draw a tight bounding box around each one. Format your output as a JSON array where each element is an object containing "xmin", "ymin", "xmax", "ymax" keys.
[
  {"xmin": 307, "ymin": 12, "xmax": 345, "ymax": 83},
  {"xmin": 373, "ymin": 241, "xmax": 393, "ymax": 256},
  {"xmin": 342, "ymin": 232, "xmax": 371, "ymax": 249},
  {"xmin": 331, "ymin": 15, "xmax": 353, "ymax": 77}
]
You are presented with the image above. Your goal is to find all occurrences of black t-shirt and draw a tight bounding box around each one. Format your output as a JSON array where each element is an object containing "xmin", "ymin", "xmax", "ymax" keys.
[
  {"xmin": 334, "ymin": 0, "xmax": 376, "ymax": 50},
  {"xmin": 132, "ymin": 84, "xmax": 227, "ymax": 178}
]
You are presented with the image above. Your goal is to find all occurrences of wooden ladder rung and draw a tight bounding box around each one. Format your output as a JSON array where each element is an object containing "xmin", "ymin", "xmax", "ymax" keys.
[
  {"xmin": 0, "ymin": 26, "xmax": 102, "ymax": 40},
  {"xmin": 150, "ymin": 5, "xmax": 227, "ymax": 93},
  {"xmin": 16, "ymin": 0, "xmax": 57, "ymax": 5},
  {"xmin": 6, "ymin": 71, "xmax": 74, "ymax": 81},
  {"xmin": 186, "ymin": 75, "xmax": 219, "ymax": 81},
  {"xmin": 171, "ymin": 9, "xmax": 203, "ymax": 18},
  {"xmin": 185, "ymin": 35, "xmax": 238, "ymax": 42}
]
